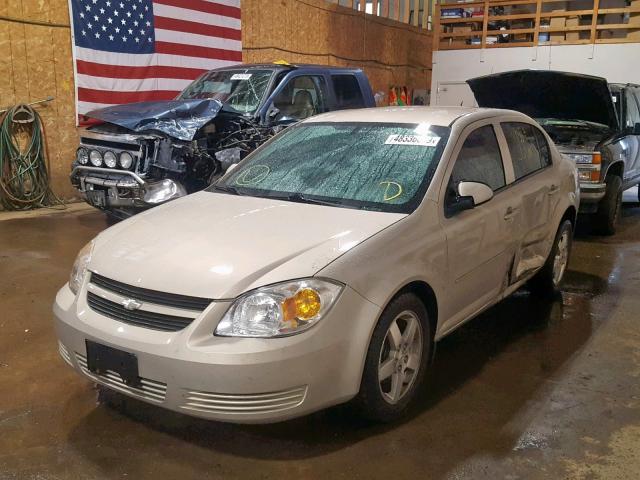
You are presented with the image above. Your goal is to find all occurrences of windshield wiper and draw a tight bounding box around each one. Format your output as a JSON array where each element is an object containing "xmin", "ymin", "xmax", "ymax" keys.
[
  {"xmin": 267, "ymin": 192, "xmax": 345, "ymax": 207},
  {"xmin": 212, "ymin": 184, "xmax": 241, "ymax": 195}
]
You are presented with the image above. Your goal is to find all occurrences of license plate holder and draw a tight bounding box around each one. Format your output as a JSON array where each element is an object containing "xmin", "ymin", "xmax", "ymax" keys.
[
  {"xmin": 86, "ymin": 340, "xmax": 141, "ymax": 387},
  {"xmin": 86, "ymin": 189, "xmax": 106, "ymax": 207}
]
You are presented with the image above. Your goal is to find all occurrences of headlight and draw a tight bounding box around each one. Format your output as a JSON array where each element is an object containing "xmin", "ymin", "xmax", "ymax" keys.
[
  {"xmin": 104, "ymin": 151, "xmax": 117, "ymax": 168},
  {"xmin": 89, "ymin": 150, "xmax": 103, "ymax": 167},
  {"xmin": 215, "ymin": 279, "xmax": 344, "ymax": 337},
  {"xmin": 119, "ymin": 152, "xmax": 134, "ymax": 169},
  {"xmin": 563, "ymin": 152, "xmax": 601, "ymax": 165},
  {"xmin": 69, "ymin": 241, "xmax": 94, "ymax": 295},
  {"xmin": 76, "ymin": 148, "xmax": 89, "ymax": 165}
]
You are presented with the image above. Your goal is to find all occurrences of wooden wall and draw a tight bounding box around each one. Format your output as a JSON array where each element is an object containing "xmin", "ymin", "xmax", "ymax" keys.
[
  {"xmin": 242, "ymin": 0, "xmax": 433, "ymax": 101},
  {"xmin": 1, "ymin": 0, "xmax": 79, "ymax": 201},
  {"xmin": 1, "ymin": 0, "xmax": 433, "ymax": 203}
]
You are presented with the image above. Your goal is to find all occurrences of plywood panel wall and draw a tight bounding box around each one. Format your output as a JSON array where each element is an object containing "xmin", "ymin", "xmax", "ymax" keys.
[
  {"xmin": 1, "ymin": 0, "xmax": 432, "ymax": 203},
  {"xmin": 242, "ymin": 0, "xmax": 433, "ymax": 99}
]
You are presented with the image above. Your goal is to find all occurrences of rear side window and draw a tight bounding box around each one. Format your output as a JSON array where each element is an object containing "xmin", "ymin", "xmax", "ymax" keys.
[
  {"xmin": 502, "ymin": 122, "xmax": 551, "ymax": 180},
  {"xmin": 332, "ymin": 75, "xmax": 365, "ymax": 109},
  {"xmin": 625, "ymin": 89, "xmax": 640, "ymax": 129},
  {"xmin": 451, "ymin": 125, "xmax": 506, "ymax": 191}
]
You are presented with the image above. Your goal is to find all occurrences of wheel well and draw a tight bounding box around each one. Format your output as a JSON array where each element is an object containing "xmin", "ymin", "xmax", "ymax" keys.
[
  {"xmin": 605, "ymin": 161, "xmax": 624, "ymax": 180},
  {"xmin": 397, "ymin": 281, "xmax": 438, "ymax": 336},
  {"xmin": 562, "ymin": 205, "xmax": 577, "ymax": 228}
]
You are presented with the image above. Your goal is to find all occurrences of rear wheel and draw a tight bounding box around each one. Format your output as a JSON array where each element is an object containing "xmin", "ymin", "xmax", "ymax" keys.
[
  {"xmin": 529, "ymin": 219, "xmax": 573, "ymax": 296},
  {"xmin": 354, "ymin": 293, "xmax": 431, "ymax": 423},
  {"xmin": 593, "ymin": 175, "xmax": 623, "ymax": 235}
]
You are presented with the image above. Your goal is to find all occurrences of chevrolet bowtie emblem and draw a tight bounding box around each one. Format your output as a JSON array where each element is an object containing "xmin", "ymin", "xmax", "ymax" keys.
[{"xmin": 122, "ymin": 298, "xmax": 142, "ymax": 311}]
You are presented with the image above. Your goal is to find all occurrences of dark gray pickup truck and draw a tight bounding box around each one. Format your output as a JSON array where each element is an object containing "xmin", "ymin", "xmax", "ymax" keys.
[
  {"xmin": 71, "ymin": 63, "xmax": 375, "ymax": 218},
  {"xmin": 468, "ymin": 70, "xmax": 640, "ymax": 235}
]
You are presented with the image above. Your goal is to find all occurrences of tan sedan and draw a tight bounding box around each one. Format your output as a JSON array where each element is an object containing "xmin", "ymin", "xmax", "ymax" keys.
[{"xmin": 54, "ymin": 107, "xmax": 579, "ymax": 423}]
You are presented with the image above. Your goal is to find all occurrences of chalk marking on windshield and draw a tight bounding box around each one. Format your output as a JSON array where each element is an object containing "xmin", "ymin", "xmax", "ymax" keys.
[
  {"xmin": 385, "ymin": 134, "xmax": 440, "ymax": 147},
  {"xmin": 379, "ymin": 181, "xmax": 403, "ymax": 201},
  {"xmin": 235, "ymin": 165, "xmax": 270, "ymax": 185}
]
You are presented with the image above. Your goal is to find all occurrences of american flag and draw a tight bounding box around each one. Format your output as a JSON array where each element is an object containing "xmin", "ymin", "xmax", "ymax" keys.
[{"xmin": 68, "ymin": 0, "xmax": 242, "ymax": 120}]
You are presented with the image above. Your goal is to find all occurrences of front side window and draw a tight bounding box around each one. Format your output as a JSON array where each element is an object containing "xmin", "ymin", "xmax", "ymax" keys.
[
  {"xmin": 271, "ymin": 75, "xmax": 328, "ymax": 120},
  {"xmin": 625, "ymin": 89, "xmax": 640, "ymax": 129},
  {"xmin": 332, "ymin": 75, "xmax": 365, "ymax": 109},
  {"xmin": 451, "ymin": 125, "xmax": 505, "ymax": 191},
  {"xmin": 502, "ymin": 122, "xmax": 550, "ymax": 180},
  {"xmin": 212, "ymin": 122, "xmax": 450, "ymax": 213},
  {"xmin": 178, "ymin": 69, "xmax": 273, "ymax": 114}
]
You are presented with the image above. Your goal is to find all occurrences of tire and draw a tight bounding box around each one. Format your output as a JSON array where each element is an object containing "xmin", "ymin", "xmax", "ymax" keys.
[
  {"xmin": 354, "ymin": 292, "xmax": 431, "ymax": 423},
  {"xmin": 593, "ymin": 175, "xmax": 623, "ymax": 235},
  {"xmin": 529, "ymin": 219, "xmax": 573, "ymax": 296}
]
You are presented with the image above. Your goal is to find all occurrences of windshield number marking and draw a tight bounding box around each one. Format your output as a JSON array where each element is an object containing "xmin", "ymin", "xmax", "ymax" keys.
[
  {"xmin": 385, "ymin": 134, "xmax": 440, "ymax": 147},
  {"xmin": 231, "ymin": 73, "xmax": 252, "ymax": 81}
]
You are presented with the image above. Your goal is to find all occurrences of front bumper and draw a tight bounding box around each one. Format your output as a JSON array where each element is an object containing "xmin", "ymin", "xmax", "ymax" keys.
[
  {"xmin": 70, "ymin": 166, "xmax": 187, "ymax": 210},
  {"xmin": 53, "ymin": 281, "xmax": 380, "ymax": 423},
  {"xmin": 578, "ymin": 182, "xmax": 606, "ymax": 213}
]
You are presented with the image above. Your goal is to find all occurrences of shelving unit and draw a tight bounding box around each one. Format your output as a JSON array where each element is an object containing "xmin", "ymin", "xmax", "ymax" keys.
[{"xmin": 433, "ymin": 0, "xmax": 640, "ymax": 50}]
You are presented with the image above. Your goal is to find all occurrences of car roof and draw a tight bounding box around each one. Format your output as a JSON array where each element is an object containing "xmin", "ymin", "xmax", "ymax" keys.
[
  {"xmin": 302, "ymin": 106, "xmax": 522, "ymax": 127},
  {"xmin": 212, "ymin": 62, "xmax": 362, "ymax": 73}
]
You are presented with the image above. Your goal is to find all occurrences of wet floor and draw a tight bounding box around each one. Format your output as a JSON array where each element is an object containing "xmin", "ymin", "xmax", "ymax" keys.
[{"xmin": 1, "ymin": 190, "xmax": 639, "ymax": 480}]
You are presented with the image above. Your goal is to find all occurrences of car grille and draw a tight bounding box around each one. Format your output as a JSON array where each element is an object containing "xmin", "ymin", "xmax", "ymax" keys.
[
  {"xmin": 87, "ymin": 291, "xmax": 195, "ymax": 332},
  {"xmin": 180, "ymin": 386, "xmax": 308, "ymax": 416},
  {"xmin": 91, "ymin": 273, "xmax": 213, "ymax": 311},
  {"xmin": 75, "ymin": 353, "xmax": 167, "ymax": 403}
]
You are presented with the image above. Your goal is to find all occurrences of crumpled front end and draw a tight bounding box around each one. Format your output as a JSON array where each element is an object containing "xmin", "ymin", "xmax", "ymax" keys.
[{"xmin": 71, "ymin": 129, "xmax": 190, "ymax": 217}]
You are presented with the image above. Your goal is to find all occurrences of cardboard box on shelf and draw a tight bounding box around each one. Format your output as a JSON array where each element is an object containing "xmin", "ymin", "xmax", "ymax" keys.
[
  {"xmin": 550, "ymin": 15, "xmax": 566, "ymax": 41},
  {"xmin": 566, "ymin": 16, "xmax": 579, "ymax": 41},
  {"xmin": 452, "ymin": 24, "xmax": 473, "ymax": 33}
]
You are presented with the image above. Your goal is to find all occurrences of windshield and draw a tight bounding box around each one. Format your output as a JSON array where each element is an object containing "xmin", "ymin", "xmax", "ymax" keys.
[
  {"xmin": 178, "ymin": 69, "xmax": 274, "ymax": 114},
  {"xmin": 210, "ymin": 122, "xmax": 450, "ymax": 213}
]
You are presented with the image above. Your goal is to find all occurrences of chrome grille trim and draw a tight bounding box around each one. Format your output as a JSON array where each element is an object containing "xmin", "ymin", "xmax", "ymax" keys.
[
  {"xmin": 58, "ymin": 341, "xmax": 73, "ymax": 366},
  {"xmin": 180, "ymin": 386, "xmax": 307, "ymax": 415},
  {"xmin": 91, "ymin": 273, "xmax": 213, "ymax": 311},
  {"xmin": 87, "ymin": 292, "xmax": 194, "ymax": 332},
  {"xmin": 75, "ymin": 353, "xmax": 167, "ymax": 403}
]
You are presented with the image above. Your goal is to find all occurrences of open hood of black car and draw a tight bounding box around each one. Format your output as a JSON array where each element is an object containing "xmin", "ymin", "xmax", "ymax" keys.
[
  {"xmin": 85, "ymin": 99, "xmax": 224, "ymax": 141},
  {"xmin": 467, "ymin": 70, "xmax": 618, "ymax": 130}
]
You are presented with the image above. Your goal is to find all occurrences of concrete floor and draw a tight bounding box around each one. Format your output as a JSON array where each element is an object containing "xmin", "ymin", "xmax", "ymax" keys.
[{"xmin": 1, "ymin": 189, "xmax": 639, "ymax": 480}]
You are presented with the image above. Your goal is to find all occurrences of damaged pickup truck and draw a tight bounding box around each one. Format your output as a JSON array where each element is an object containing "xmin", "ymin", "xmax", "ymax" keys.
[
  {"xmin": 71, "ymin": 63, "xmax": 375, "ymax": 218},
  {"xmin": 468, "ymin": 70, "xmax": 640, "ymax": 234}
]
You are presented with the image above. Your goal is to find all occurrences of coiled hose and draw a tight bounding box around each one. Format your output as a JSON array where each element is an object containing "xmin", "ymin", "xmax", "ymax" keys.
[{"xmin": 0, "ymin": 104, "xmax": 63, "ymax": 210}]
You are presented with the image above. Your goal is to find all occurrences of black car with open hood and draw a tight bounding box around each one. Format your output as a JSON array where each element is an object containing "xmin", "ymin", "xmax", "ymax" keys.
[
  {"xmin": 468, "ymin": 70, "xmax": 640, "ymax": 235},
  {"xmin": 71, "ymin": 63, "xmax": 375, "ymax": 219}
]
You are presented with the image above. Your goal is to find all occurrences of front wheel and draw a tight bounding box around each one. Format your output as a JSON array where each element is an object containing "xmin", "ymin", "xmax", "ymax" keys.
[
  {"xmin": 529, "ymin": 219, "xmax": 573, "ymax": 296},
  {"xmin": 354, "ymin": 293, "xmax": 431, "ymax": 423},
  {"xmin": 592, "ymin": 175, "xmax": 623, "ymax": 235}
]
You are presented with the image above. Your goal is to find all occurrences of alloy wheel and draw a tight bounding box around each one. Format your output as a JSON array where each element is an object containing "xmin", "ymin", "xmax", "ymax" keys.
[
  {"xmin": 552, "ymin": 229, "xmax": 570, "ymax": 287},
  {"xmin": 377, "ymin": 310, "xmax": 423, "ymax": 405}
]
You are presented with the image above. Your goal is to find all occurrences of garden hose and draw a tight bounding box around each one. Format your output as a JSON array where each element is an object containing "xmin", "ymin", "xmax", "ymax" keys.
[{"xmin": 0, "ymin": 104, "xmax": 63, "ymax": 210}]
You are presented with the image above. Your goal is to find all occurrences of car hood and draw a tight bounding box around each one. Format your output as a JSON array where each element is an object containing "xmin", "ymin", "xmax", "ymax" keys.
[
  {"xmin": 89, "ymin": 192, "xmax": 405, "ymax": 299},
  {"xmin": 85, "ymin": 99, "xmax": 224, "ymax": 141},
  {"xmin": 467, "ymin": 70, "xmax": 618, "ymax": 130}
]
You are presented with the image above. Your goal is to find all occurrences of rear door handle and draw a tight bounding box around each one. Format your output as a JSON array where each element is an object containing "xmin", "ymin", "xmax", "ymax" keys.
[
  {"xmin": 548, "ymin": 184, "xmax": 560, "ymax": 195},
  {"xmin": 504, "ymin": 206, "xmax": 519, "ymax": 220}
]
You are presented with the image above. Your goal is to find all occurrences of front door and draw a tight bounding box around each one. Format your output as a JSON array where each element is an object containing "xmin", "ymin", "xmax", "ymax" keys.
[{"xmin": 439, "ymin": 122, "xmax": 518, "ymax": 333}]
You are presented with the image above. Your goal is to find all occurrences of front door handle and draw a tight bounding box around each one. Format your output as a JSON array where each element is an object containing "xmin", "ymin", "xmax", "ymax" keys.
[
  {"xmin": 548, "ymin": 184, "xmax": 560, "ymax": 195},
  {"xmin": 504, "ymin": 206, "xmax": 519, "ymax": 220}
]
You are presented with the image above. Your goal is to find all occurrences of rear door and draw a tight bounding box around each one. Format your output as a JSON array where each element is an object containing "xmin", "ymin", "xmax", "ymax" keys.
[
  {"xmin": 499, "ymin": 121, "xmax": 560, "ymax": 281},
  {"xmin": 623, "ymin": 88, "xmax": 640, "ymax": 185}
]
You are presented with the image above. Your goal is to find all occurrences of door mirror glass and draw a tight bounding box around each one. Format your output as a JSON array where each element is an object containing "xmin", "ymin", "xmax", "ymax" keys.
[
  {"xmin": 633, "ymin": 122, "xmax": 640, "ymax": 135},
  {"xmin": 458, "ymin": 181, "xmax": 494, "ymax": 206}
]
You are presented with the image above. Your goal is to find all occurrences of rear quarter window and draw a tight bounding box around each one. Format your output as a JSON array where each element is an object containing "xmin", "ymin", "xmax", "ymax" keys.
[{"xmin": 332, "ymin": 75, "xmax": 365, "ymax": 109}]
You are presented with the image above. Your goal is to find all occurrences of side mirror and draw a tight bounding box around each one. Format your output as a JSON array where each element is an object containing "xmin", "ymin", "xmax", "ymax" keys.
[{"xmin": 458, "ymin": 181, "xmax": 494, "ymax": 206}]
